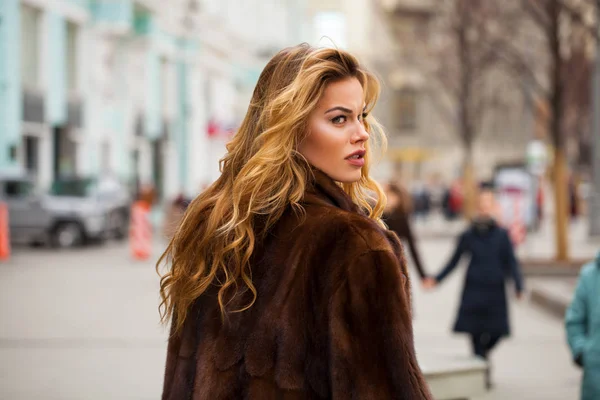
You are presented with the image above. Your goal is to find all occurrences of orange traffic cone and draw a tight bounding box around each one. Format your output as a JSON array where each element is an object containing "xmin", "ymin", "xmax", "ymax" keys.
[
  {"xmin": 130, "ymin": 201, "xmax": 152, "ymax": 260},
  {"xmin": 0, "ymin": 202, "xmax": 11, "ymax": 261}
]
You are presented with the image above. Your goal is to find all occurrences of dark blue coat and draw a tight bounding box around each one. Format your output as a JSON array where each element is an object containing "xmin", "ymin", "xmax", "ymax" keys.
[{"xmin": 436, "ymin": 222, "xmax": 524, "ymax": 336}]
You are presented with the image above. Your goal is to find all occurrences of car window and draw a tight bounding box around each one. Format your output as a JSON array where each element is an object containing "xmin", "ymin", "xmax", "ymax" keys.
[
  {"xmin": 4, "ymin": 180, "xmax": 35, "ymax": 198},
  {"xmin": 50, "ymin": 179, "xmax": 95, "ymax": 197}
]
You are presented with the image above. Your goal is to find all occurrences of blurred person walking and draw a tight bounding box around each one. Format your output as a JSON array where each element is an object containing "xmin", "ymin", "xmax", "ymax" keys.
[
  {"xmin": 162, "ymin": 193, "xmax": 190, "ymax": 240},
  {"xmin": 565, "ymin": 252, "xmax": 600, "ymax": 400},
  {"xmin": 137, "ymin": 184, "xmax": 157, "ymax": 208},
  {"xmin": 383, "ymin": 182, "xmax": 429, "ymax": 281},
  {"xmin": 442, "ymin": 178, "xmax": 463, "ymax": 220},
  {"xmin": 423, "ymin": 186, "xmax": 524, "ymax": 388},
  {"xmin": 411, "ymin": 180, "xmax": 431, "ymax": 222},
  {"xmin": 157, "ymin": 44, "xmax": 432, "ymax": 399},
  {"xmin": 427, "ymin": 173, "xmax": 446, "ymax": 214}
]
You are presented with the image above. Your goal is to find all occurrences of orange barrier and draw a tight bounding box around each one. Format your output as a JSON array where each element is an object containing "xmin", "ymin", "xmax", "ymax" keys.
[
  {"xmin": 130, "ymin": 201, "xmax": 152, "ymax": 260},
  {"xmin": 0, "ymin": 202, "xmax": 10, "ymax": 261}
]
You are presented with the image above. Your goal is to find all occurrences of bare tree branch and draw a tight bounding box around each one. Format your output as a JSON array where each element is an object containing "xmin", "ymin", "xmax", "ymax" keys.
[
  {"xmin": 558, "ymin": 0, "xmax": 600, "ymax": 41},
  {"xmin": 522, "ymin": 0, "xmax": 552, "ymax": 31}
]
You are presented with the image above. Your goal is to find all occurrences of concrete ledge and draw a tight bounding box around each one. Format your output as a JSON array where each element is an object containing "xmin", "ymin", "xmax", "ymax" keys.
[
  {"xmin": 419, "ymin": 354, "xmax": 488, "ymax": 400},
  {"xmin": 521, "ymin": 258, "xmax": 589, "ymax": 277},
  {"xmin": 528, "ymin": 282, "xmax": 574, "ymax": 319}
]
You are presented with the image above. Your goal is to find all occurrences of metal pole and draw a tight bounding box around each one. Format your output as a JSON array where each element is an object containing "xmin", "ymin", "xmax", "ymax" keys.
[{"xmin": 590, "ymin": 4, "xmax": 600, "ymax": 236}]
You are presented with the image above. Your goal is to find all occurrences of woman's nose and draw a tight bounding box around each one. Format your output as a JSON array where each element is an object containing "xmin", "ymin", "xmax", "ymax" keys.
[{"xmin": 351, "ymin": 123, "xmax": 369, "ymax": 143}]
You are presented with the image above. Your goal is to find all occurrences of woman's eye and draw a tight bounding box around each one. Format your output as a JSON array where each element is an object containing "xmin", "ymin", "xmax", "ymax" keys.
[{"xmin": 331, "ymin": 115, "xmax": 347, "ymax": 125}]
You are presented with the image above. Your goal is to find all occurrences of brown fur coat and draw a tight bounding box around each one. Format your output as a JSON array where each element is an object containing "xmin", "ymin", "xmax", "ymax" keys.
[{"xmin": 161, "ymin": 170, "xmax": 433, "ymax": 399}]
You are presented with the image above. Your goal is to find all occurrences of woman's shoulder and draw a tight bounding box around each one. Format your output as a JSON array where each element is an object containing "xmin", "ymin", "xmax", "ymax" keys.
[
  {"xmin": 297, "ymin": 208, "xmax": 408, "ymax": 294},
  {"xmin": 300, "ymin": 205, "xmax": 399, "ymax": 256}
]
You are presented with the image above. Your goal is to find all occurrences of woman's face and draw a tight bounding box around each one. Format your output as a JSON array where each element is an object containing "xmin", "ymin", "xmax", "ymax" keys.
[{"xmin": 299, "ymin": 77, "xmax": 369, "ymax": 183}]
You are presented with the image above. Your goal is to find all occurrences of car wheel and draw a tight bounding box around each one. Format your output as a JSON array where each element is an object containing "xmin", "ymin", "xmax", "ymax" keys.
[{"xmin": 52, "ymin": 222, "xmax": 84, "ymax": 248}]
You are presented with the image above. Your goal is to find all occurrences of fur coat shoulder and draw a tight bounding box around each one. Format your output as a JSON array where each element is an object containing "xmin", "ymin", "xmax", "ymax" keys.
[{"xmin": 161, "ymin": 170, "xmax": 433, "ymax": 400}]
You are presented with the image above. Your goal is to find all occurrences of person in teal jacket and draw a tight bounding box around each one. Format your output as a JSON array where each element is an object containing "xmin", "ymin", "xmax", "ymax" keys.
[{"xmin": 565, "ymin": 252, "xmax": 600, "ymax": 400}]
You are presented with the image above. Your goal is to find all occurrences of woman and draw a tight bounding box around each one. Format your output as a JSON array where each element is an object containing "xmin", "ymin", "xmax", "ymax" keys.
[
  {"xmin": 565, "ymin": 252, "xmax": 600, "ymax": 400},
  {"xmin": 383, "ymin": 182, "xmax": 428, "ymax": 281},
  {"xmin": 157, "ymin": 44, "xmax": 432, "ymax": 399},
  {"xmin": 424, "ymin": 188, "xmax": 524, "ymax": 385}
]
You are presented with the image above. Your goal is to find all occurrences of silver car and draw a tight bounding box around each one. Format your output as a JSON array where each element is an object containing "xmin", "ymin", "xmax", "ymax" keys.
[{"xmin": 0, "ymin": 171, "xmax": 131, "ymax": 248}]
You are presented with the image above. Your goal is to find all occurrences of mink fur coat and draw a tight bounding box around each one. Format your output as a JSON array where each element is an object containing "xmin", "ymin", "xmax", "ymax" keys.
[{"xmin": 161, "ymin": 170, "xmax": 432, "ymax": 399}]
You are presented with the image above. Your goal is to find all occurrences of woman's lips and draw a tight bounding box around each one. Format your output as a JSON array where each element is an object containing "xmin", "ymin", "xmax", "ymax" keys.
[{"xmin": 346, "ymin": 155, "xmax": 365, "ymax": 167}]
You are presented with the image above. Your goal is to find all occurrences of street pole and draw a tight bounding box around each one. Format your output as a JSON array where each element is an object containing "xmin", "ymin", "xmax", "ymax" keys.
[{"xmin": 590, "ymin": 4, "xmax": 600, "ymax": 236}]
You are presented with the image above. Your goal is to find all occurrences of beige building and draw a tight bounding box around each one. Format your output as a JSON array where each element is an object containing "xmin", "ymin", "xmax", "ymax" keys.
[
  {"xmin": 375, "ymin": 0, "xmax": 538, "ymax": 186},
  {"xmin": 307, "ymin": 0, "xmax": 546, "ymax": 186}
]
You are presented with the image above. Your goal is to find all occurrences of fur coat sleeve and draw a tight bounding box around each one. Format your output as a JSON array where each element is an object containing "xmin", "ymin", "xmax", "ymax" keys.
[{"xmin": 329, "ymin": 248, "xmax": 432, "ymax": 399}]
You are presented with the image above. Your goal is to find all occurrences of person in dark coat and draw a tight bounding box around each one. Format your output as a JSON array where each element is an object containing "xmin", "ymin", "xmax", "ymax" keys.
[
  {"xmin": 383, "ymin": 182, "xmax": 428, "ymax": 281},
  {"xmin": 158, "ymin": 44, "xmax": 432, "ymax": 400},
  {"xmin": 424, "ymin": 188, "xmax": 524, "ymax": 370}
]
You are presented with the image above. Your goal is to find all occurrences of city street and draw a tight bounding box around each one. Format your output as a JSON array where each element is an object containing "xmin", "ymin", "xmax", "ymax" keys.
[
  {"xmin": 1, "ymin": 0, "xmax": 597, "ymax": 398},
  {"xmin": 0, "ymin": 235, "xmax": 583, "ymax": 399}
]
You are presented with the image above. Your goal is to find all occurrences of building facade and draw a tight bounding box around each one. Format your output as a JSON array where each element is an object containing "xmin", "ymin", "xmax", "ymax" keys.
[
  {"xmin": 306, "ymin": 0, "xmax": 543, "ymax": 185},
  {"xmin": 375, "ymin": 0, "xmax": 537, "ymax": 185},
  {"xmin": 0, "ymin": 0, "xmax": 309, "ymax": 200}
]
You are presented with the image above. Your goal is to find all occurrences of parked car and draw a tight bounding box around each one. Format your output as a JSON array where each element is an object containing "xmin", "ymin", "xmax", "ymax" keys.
[{"xmin": 0, "ymin": 170, "xmax": 131, "ymax": 248}]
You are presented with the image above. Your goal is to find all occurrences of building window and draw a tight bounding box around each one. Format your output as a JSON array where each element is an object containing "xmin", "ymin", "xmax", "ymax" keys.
[
  {"xmin": 394, "ymin": 88, "xmax": 418, "ymax": 132},
  {"xmin": 23, "ymin": 136, "xmax": 39, "ymax": 176},
  {"xmin": 66, "ymin": 21, "xmax": 79, "ymax": 93},
  {"xmin": 20, "ymin": 4, "xmax": 41, "ymax": 89},
  {"xmin": 9, "ymin": 145, "xmax": 18, "ymax": 162}
]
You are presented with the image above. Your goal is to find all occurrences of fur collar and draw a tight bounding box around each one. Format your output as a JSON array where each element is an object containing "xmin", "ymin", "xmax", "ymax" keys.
[{"xmin": 303, "ymin": 169, "xmax": 360, "ymax": 214}]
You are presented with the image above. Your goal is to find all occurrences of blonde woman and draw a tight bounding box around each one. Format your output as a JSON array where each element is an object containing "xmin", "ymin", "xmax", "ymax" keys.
[{"xmin": 158, "ymin": 44, "xmax": 432, "ymax": 399}]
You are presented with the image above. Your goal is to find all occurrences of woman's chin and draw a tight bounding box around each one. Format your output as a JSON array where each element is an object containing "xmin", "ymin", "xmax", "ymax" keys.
[{"xmin": 335, "ymin": 172, "xmax": 363, "ymax": 184}]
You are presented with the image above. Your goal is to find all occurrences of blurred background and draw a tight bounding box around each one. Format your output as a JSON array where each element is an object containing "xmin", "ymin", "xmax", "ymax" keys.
[{"xmin": 0, "ymin": 0, "xmax": 599, "ymax": 399}]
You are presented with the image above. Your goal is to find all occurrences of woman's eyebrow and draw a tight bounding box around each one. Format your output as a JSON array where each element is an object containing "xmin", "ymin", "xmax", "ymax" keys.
[{"xmin": 324, "ymin": 106, "xmax": 353, "ymax": 114}]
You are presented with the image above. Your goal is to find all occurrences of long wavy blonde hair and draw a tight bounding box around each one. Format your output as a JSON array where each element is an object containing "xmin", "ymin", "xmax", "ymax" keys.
[{"xmin": 157, "ymin": 43, "xmax": 388, "ymax": 332}]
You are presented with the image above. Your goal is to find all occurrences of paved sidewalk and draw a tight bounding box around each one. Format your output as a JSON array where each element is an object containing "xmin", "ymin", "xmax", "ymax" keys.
[
  {"xmin": 528, "ymin": 277, "xmax": 578, "ymax": 319},
  {"xmin": 517, "ymin": 218, "xmax": 599, "ymax": 261},
  {"xmin": 0, "ymin": 242, "xmax": 168, "ymax": 400},
  {"xmin": 0, "ymin": 236, "xmax": 584, "ymax": 399}
]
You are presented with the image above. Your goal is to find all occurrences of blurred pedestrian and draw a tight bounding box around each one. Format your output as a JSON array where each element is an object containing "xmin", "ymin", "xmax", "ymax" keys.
[
  {"xmin": 442, "ymin": 178, "xmax": 463, "ymax": 220},
  {"xmin": 565, "ymin": 252, "xmax": 600, "ymax": 400},
  {"xmin": 411, "ymin": 180, "xmax": 431, "ymax": 221},
  {"xmin": 158, "ymin": 44, "xmax": 432, "ymax": 399},
  {"xmin": 162, "ymin": 193, "xmax": 190, "ymax": 240},
  {"xmin": 383, "ymin": 182, "xmax": 429, "ymax": 281},
  {"xmin": 137, "ymin": 184, "xmax": 157, "ymax": 209},
  {"xmin": 423, "ymin": 186, "xmax": 524, "ymax": 388},
  {"xmin": 569, "ymin": 176, "xmax": 579, "ymax": 220},
  {"xmin": 427, "ymin": 173, "xmax": 446, "ymax": 213},
  {"xmin": 534, "ymin": 179, "xmax": 544, "ymax": 231}
]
